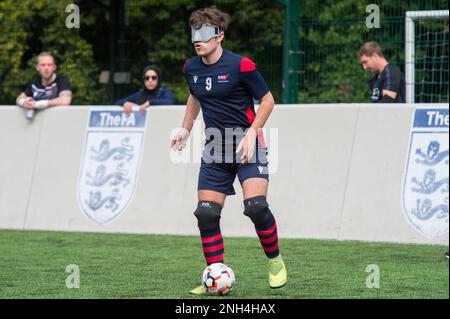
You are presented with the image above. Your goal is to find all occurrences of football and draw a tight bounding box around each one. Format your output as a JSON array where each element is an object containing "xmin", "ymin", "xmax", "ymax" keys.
[{"xmin": 202, "ymin": 263, "xmax": 235, "ymax": 296}]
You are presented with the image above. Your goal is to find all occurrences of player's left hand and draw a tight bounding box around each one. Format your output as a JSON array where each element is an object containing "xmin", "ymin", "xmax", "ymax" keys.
[{"xmin": 236, "ymin": 127, "xmax": 257, "ymax": 164}]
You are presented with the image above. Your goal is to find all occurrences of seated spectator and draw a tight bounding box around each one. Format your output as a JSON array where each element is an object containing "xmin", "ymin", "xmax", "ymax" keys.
[
  {"xmin": 16, "ymin": 52, "xmax": 72, "ymax": 120},
  {"xmin": 115, "ymin": 64, "xmax": 176, "ymax": 114}
]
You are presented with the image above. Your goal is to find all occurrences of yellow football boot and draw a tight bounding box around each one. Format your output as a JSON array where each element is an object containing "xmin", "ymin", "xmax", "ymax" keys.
[
  {"xmin": 268, "ymin": 255, "xmax": 287, "ymax": 289},
  {"xmin": 189, "ymin": 285, "xmax": 206, "ymax": 295}
]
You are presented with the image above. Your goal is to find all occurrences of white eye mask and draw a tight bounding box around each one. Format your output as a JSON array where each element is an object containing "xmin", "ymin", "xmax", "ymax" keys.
[{"xmin": 191, "ymin": 24, "xmax": 222, "ymax": 43}]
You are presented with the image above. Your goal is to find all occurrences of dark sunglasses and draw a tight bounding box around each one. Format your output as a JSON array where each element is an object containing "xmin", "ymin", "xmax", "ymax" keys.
[{"xmin": 144, "ymin": 75, "xmax": 158, "ymax": 81}]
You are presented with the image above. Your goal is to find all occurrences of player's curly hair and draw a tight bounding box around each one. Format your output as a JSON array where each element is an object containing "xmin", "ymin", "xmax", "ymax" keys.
[{"xmin": 189, "ymin": 6, "xmax": 231, "ymax": 31}]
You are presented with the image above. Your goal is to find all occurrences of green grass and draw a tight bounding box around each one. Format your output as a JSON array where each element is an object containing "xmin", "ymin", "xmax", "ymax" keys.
[{"xmin": 0, "ymin": 229, "xmax": 447, "ymax": 299}]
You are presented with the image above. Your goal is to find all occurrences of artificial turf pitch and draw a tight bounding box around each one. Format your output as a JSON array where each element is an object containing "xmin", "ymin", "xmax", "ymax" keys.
[{"xmin": 0, "ymin": 229, "xmax": 447, "ymax": 299}]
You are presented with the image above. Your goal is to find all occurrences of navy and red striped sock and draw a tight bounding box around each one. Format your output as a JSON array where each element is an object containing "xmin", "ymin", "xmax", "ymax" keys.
[
  {"xmin": 255, "ymin": 213, "xmax": 280, "ymax": 259},
  {"xmin": 199, "ymin": 227, "xmax": 224, "ymax": 265}
]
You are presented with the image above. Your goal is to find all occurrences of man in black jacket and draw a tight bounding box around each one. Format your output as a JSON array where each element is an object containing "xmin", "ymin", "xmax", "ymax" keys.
[{"xmin": 358, "ymin": 41, "xmax": 405, "ymax": 103}]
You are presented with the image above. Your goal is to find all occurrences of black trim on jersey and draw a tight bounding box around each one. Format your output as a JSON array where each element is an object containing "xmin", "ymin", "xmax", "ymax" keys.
[{"xmin": 24, "ymin": 75, "xmax": 71, "ymax": 101}]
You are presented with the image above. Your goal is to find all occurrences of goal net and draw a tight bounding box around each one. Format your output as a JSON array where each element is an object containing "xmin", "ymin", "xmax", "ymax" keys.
[{"xmin": 405, "ymin": 10, "xmax": 449, "ymax": 103}]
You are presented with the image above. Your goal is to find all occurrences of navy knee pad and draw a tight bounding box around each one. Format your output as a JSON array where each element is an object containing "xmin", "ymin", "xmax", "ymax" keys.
[
  {"xmin": 243, "ymin": 196, "xmax": 272, "ymax": 226},
  {"xmin": 194, "ymin": 201, "xmax": 222, "ymax": 229}
]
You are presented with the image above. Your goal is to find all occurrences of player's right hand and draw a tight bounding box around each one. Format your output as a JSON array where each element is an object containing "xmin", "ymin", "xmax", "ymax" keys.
[{"xmin": 170, "ymin": 128, "xmax": 190, "ymax": 151}]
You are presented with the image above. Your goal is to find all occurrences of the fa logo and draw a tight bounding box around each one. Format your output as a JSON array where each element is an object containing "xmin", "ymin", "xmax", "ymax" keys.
[
  {"xmin": 402, "ymin": 108, "xmax": 449, "ymax": 240},
  {"xmin": 78, "ymin": 110, "xmax": 147, "ymax": 225}
]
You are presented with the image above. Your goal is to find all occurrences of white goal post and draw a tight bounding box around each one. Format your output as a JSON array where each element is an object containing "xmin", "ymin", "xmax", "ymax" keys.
[{"xmin": 405, "ymin": 10, "xmax": 449, "ymax": 103}]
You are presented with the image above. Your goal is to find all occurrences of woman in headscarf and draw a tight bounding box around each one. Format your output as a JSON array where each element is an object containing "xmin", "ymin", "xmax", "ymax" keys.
[{"xmin": 115, "ymin": 64, "xmax": 176, "ymax": 114}]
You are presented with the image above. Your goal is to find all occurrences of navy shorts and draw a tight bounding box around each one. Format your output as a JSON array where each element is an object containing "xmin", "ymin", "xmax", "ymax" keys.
[{"xmin": 198, "ymin": 143, "xmax": 269, "ymax": 195}]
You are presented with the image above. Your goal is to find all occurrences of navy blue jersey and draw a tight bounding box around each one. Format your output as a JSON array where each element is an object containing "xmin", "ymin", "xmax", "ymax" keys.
[
  {"xmin": 370, "ymin": 64, "xmax": 405, "ymax": 103},
  {"xmin": 183, "ymin": 50, "xmax": 270, "ymax": 132}
]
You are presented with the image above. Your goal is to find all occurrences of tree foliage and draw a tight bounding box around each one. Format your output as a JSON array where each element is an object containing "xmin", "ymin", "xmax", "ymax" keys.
[
  {"xmin": 299, "ymin": 0, "xmax": 448, "ymax": 103},
  {"xmin": 122, "ymin": 0, "xmax": 283, "ymax": 103},
  {"xmin": 0, "ymin": 0, "xmax": 105, "ymax": 105},
  {"xmin": 0, "ymin": 0, "xmax": 282, "ymax": 105},
  {"xmin": 1, "ymin": 0, "xmax": 446, "ymax": 105}
]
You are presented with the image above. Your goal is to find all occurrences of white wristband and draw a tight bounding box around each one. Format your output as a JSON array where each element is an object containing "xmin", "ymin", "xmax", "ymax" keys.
[
  {"xmin": 35, "ymin": 100, "xmax": 49, "ymax": 109},
  {"xmin": 17, "ymin": 98, "xmax": 27, "ymax": 107}
]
